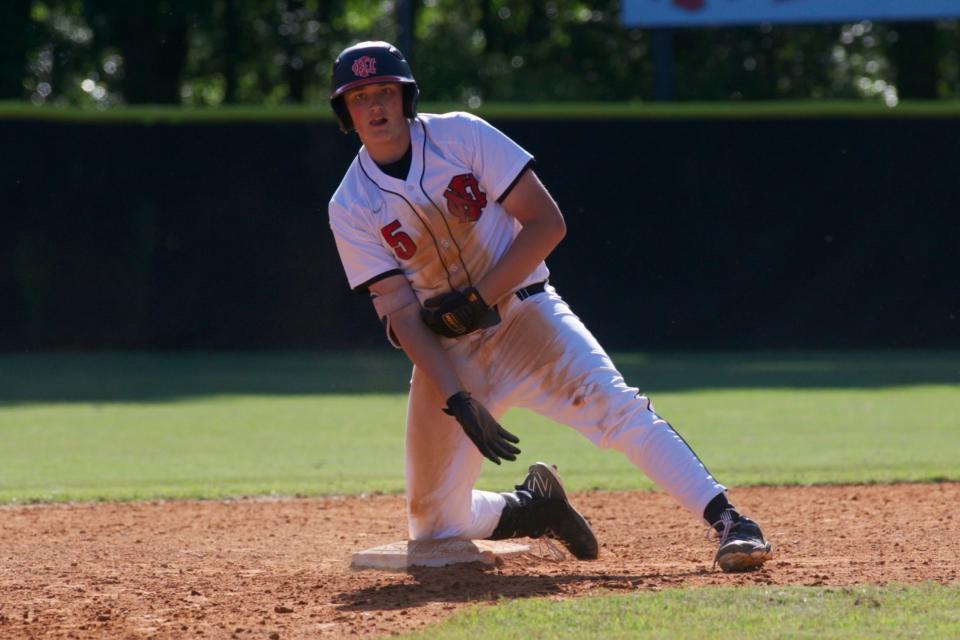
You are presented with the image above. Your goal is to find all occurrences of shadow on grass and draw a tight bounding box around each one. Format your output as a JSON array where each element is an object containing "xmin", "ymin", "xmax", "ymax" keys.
[{"xmin": 1, "ymin": 349, "xmax": 958, "ymax": 404}]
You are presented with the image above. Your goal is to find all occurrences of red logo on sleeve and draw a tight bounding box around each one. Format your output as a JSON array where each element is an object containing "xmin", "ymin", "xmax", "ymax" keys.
[{"xmin": 443, "ymin": 174, "xmax": 488, "ymax": 222}]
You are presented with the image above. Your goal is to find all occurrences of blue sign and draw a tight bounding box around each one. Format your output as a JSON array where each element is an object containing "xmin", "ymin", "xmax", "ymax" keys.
[{"xmin": 622, "ymin": 0, "xmax": 960, "ymax": 27}]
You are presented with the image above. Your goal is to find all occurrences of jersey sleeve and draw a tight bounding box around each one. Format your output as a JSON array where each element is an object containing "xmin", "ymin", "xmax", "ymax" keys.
[
  {"xmin": 467, "ymin": 114, "xmax": 535, "ymax": 203},
  {"xmin": 328, "ymin": 199, "xmax": 401, "ymax": 292}
]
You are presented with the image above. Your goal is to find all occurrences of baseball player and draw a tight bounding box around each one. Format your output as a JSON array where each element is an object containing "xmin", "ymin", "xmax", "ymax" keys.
[{"xmin": 327, "ymin": 41, "xmax": 772, "ymax": 571}]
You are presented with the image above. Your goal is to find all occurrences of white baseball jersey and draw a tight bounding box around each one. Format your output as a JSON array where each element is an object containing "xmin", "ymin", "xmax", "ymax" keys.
[
  {"xmin": 329, "ymin": 111, "xmax": 548, "ymax": 304},
  {"xmin": 328, "ymin": 112, "xmax": 725, "ymax": 544}
]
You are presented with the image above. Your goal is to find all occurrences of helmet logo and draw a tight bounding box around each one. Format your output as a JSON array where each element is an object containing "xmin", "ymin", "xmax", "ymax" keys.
[
  {"xmin": 443, "ymin": 174, "xmax": 487, "ymax": 222},
  {"xmin": 351, "ymin": 56, "xmax": 377, "ymax": 78}
]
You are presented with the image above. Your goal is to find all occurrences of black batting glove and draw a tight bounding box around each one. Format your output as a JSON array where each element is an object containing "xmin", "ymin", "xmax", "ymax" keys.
[
  {"xmin": 443, "ymin": 391, "xmax": 521, "ymax": 465},
  {"xmin": 421, "ymin": 287, "xmax": 493, "ymax": 338}
]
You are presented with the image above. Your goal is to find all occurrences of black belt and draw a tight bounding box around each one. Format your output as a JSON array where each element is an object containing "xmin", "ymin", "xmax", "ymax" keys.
[{"xmin": 515, "ymin": 280, "xmax": 547, "ymax": 301}]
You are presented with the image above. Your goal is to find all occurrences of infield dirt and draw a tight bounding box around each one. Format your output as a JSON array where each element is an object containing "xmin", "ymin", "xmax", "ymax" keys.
[{"xmin": 1, "ymin": 483, "xmax": 958, "ymax": 639}]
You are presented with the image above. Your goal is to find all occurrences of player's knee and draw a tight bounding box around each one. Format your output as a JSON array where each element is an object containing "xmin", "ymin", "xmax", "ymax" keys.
[
  {"xmin": 409, "ymin": 518, "xmax": 469, "ymax": 541},
  {"xmin": 408, "ymin": 499, "xmax": 472, "ymax": 540}
]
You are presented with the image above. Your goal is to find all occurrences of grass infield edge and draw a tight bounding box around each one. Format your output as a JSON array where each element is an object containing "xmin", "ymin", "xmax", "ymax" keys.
[{"xmin": 2, "ymin": 100, "xmax": 960, "ymax": 124}]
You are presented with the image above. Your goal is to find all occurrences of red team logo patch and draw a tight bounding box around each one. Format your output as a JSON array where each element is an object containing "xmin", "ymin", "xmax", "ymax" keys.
[
  {"xmin": 443, "ymin": 174, "xmax": 488, "ymax": 221},
  {"xmin": 352, "ymin": 56, "xmax": 377, "ymax": 77}
]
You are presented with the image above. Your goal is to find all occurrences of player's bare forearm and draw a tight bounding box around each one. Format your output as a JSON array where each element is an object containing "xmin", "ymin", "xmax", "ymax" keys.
[
  {"xmin": 474, "ymin": 170, "xmax": 566, "ymax": 305},
  {"xmin": 369, "ymin": 274, "xmax": 465, "ymax": 399},
  {"xmin": 387, "ymin": 294, "xmax": 466, "ymax": 400},
  {"xmin": 474, "ymin": 217, "xmax": 564, "ymax": 305}
]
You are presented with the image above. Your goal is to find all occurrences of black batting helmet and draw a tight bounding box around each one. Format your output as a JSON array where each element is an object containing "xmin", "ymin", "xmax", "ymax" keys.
[{"xmin": 330, "ymin": 41, "xmax": 419, "ymax": 133}]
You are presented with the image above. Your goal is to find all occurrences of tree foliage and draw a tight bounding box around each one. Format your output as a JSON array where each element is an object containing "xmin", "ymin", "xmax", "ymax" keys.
[{"xmin": 2, "ymin": 1, "xmax": 958, "ymax": 107}]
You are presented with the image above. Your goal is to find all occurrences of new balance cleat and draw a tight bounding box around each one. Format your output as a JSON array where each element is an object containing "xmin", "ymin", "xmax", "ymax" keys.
[
  {"xmin": 713, "ymin": 512, "xmax": 773, "ymax": 572},
  {"xmin": 488, "ymin": 462, "xmax": 599, "ymax": 560},
  {"xmin": 518, "ymin": 462, "xmax": 599, "ymax": 560}
]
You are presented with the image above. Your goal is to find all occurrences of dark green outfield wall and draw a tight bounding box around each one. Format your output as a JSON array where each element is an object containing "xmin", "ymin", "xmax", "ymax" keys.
[{"xmin": 1, "ymin": 114, "xmax": 957, "ymax": 350}]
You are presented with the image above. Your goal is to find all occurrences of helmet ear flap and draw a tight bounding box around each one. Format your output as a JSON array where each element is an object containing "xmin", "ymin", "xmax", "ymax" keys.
[
  {"xmin": 402, "ymin": 83, "xmax": 419, "ymax": 119},
  {"xmin": 332, "ymin": 96, "xmax": 353, "ymax": 133}
]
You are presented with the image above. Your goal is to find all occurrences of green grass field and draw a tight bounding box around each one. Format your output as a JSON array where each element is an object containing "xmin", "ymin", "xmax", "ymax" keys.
[
  {"xmin": 414, "ymin": 585, "xmax": 960, "ymax": 639},
  {"xmin": 0, "ymin": 350, "xmax": 957, "ymax": 503},
  {"xmin": 2, "ymin": 99, "xmax": 960, "ymax": 124},
  {"xmin": 1, "ymin": 350, "xmax": 958, "ymax": 638}
]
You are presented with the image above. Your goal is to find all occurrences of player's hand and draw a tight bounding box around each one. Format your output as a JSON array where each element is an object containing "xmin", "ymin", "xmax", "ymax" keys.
[
  {"xmin": 443, "ymin": 391, "xmax": 520, "ymax": 464},
  {"xmin": 421, "ymin": 287, "xmax": 498, "ymax": 337}
]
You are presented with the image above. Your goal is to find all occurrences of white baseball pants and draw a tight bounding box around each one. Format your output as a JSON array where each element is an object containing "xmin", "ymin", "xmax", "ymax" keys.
[{"xmin": 404, "ymin": 284, "xmax": 725, "ymax": 541}]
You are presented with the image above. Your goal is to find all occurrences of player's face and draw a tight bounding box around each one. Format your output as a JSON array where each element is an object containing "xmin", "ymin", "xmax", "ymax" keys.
[{"xmin": 344, "ymin": 82, "xmax": 409, "ymax": 155}]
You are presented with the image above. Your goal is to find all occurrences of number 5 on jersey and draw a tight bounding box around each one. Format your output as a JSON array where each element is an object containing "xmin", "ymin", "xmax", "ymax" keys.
[{"xmin": 381, "ymin": 219, "xmax": 417, "ymax": 260}]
